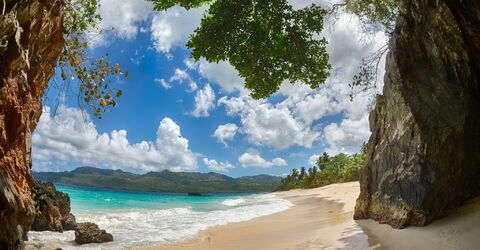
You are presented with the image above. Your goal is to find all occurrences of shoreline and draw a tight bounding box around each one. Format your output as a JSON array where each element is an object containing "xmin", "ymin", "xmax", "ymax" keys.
[
  {"xmin": 25, "ymin": 182, "xmax": 480, "ymax": 249},
  {"xmin": 140, "ymin": 182, "xmax": 480, "ymax": 250},
  {"xmin": 138, "ymin": 182, "xmax": 371, "ymax": 250}
]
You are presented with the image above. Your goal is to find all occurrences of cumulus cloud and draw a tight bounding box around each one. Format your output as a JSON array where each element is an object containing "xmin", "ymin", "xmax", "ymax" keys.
[
  {"xmin": 203, "ymin": 158, "xmax": 235, "ymax": 172},
  {"xmin": 157, "ymin": 69, "xmax": 198, "ymax": 92},
  {"xmin": 192, "ymin": 84, "xmax": 216, "ymax": 117},
  {"xmin": 93, "ymin": 0, "xmax": 152, "ymax": 45},
  {"xmin": 219, "ymin": 96, "xmax": 320, "ymax": 150},
  {"xmin": 323, "ymin": 113, "xmax": 370, "ymax": 154},
  {"xmin": 150, "ymin": 6, "xmax": 204, "ymax": 54},
  {"xmin": 33, "ymin": 106, "xmax": 197, "ymax": 172},
  {"xmin": 213, "ymin": 123, "xmax": 238, "ymax": 146},
  {"xmin": 238, "ymin": 151, "xmax": 287, "ymax": 168},
  {"xmin": 308, "ymin": 154, "xmax": 320, "ymax": 167},
  {"xmin": 186, "ymin": 59, "xmax": 246, "ymax": 94}
]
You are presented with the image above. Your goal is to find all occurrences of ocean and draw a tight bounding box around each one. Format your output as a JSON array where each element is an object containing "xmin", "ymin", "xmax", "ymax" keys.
[{"xmin": 26, "ymin": 184, "xmax": 293, "ymax": 249}]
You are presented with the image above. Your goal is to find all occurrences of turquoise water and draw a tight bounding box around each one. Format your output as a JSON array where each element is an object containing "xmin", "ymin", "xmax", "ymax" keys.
[
  {"xmin": 27, "ymin": 184, "xmax": 293, "ymax": 249},
  {"xmin": 56, "ymin": 184, "xmax": 248, "ymax": 213}
]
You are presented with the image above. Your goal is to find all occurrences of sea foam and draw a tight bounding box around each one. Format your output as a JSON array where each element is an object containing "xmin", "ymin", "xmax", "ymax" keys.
[{"xmin": 26, "ymin": 193, "xmax": 292, "ymax": 249}]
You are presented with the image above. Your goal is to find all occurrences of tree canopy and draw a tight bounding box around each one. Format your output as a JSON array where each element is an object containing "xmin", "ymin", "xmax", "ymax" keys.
[
  {"xmin": 149, "ymin": 0, "xmax": 398, "ymax": 99},
  {"xmin": 59, "ymin": 0, "xmax": 398, "ymax": 116},
  {"xmin": 277, "ymin": 151, "xmax": 365, "ymax": 190},
  {"xmin": 52, "ymin": 0, "xmax": 127, "ymax": 118},
  {"xmin": 150, "ymin": 0, "xmax": 330, "ymax": 99}
]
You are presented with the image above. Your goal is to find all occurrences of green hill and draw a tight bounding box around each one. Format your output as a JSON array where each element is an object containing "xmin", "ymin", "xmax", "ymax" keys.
[{"xmin": 33, "ymin": 167, "xmax": 282, "ymax": 193}]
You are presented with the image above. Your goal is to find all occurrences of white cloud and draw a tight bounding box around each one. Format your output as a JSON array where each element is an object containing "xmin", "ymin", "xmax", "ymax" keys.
[
  {"xmin": 93, "ymin": 0, "xmax": 152, "ymax": 45},
  {"xmin": 219, "ymin": 96, "xmax": 320, "ymax": 150},
  {"xmin": 203, "ymin": 10, "xmax": 388, "ymax": 152},
  {"xmin": 192, "ymin": 84, "xmax": 216, "ymax": 117},
  {"xmin": 32, "ymin": 106, "xmax": 197, "ymax": 172},
  {"xmin": 158, "ymin": 68, "xmax": 198, "ymax": 91},
  {"xmin": 146, "ymin": 3, "xmax": 385, "ymax": 154},
  {"xmin": 323, "ymin": 114, "xmax": 370, "ymax": 154},
  {"xmin": 203, "ymin": 158, "xmax": 235, "ymax": 172},
  {"xmin": 308, "ymin": 154, "xmax": 320, "ymax": 167},
  {"xmin": 213, "ymin": 123, "xmax": 238, "ymax": 146},
  {"xmin": 150, "ymin": 6, "xmax": 204, "ymax": 54},
  {"xmin": 186, "ymin": 59, "xmax": 246, "ymax": 94},
  {"xmin": 155, "ymin": 78, "xmax": 172, "ymax": 89},
  {"xmin": 238, "ymin": 151, "xmax": 287, "ymax": 168}
]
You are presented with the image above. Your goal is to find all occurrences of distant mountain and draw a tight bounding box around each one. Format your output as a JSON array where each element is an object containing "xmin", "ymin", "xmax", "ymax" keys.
[{"xmin": 33, "ymin": 167, "xmax": 282, "ymax": 193}]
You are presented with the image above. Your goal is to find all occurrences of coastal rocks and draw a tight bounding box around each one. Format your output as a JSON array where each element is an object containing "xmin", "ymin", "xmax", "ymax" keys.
[
  {"xmin": 354, "ymin": 0, "xmax": 480, "ymax": 228},
  {"xmin": 0, "ymin": 0, "xmax": 65, "ymax": 247},
  {"xmin": 31, "ymin": 182, "xmax": 77, "ymax": 232},
  {"xmin": 75, "ymin": 223, "xmax": 113, "ymax": 245}
]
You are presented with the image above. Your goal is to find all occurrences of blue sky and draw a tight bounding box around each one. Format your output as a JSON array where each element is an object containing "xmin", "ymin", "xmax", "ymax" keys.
[{"xmin": 31, "ymin": 0, "xmax": 387, "ymax": 177}]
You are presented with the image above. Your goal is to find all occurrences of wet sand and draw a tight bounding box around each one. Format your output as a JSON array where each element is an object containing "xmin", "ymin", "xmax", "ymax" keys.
[{"xmin": 141, "ymin": 181, "xmax": 480, "ymax": 250}]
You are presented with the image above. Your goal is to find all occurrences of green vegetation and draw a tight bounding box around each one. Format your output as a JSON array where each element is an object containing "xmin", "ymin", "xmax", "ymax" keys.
[
  {"xmin": 58, "ymin": 0, "xmax": 399, "ymax": 115},
  {"xmin": 53, "ymin": 0, "xmax": 126, "ymax": 118},
  {"xmin": 150, "ymin": 0, "xmax": 330, "ymax": 99},
  {"xmin": 33, "ymin": 167, "xmax": 282, "ymax": 193},
  {"xmin": 149, "ymin": 0, "xmax": 398, "ymax": 99},
  {"xmin": 277, "ymin": 150, "xmax": 365, "ymax": 191}
]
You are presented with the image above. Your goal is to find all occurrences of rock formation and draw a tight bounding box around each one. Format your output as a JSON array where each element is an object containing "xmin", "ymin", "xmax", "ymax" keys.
[
  {"xmin": 75, "ymin": 222, "xmax": 114, "ymax": 245},
  {"xmin": 354, "ymin": 0, "xmax": 480, "ymax": 228},
  {"xmin": 0, "ymin": 0, "xmax": 65, "ymax": 247},
  {"xmin": 31, "ymin": 182, "xmax": 77, "ymax": 232}
]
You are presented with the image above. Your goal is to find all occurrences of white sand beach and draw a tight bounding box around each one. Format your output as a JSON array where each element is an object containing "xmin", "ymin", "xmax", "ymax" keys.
[{"xmin": 142, "ymin": 182, "xmax": 480, "ymax": 250}]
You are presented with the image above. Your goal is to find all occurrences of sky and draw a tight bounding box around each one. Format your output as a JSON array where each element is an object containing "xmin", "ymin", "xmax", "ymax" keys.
[{"xmin": 31, "ymin": 0, "xmax": 388, "ymax": 177}]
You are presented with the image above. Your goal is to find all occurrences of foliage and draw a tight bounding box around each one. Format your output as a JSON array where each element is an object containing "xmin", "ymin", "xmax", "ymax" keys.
[
  {"xmin": 149, "ymin": 0, "xmax": 399, "ymax": 100},
  {"xmin": 33, "ymin": 167, "xmax": 283, "ymax": 193},
  {"xmin": 277, "ymin": 150, "xmax": 365, "ymax": 191},
  {"xmin": 54, "ymin": 0, "xmax": 127, "ymax": 118},
  {"xmin": 345, "ymin": 0, "xmax": 398, "ymax": 33},
  {"xmin": 149, "ymin": 0, "xmax": 330, "ymax": 99}
]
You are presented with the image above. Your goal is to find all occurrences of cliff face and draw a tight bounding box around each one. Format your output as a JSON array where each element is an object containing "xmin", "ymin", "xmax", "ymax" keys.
[
  {"xmin": 31, "ymin": 182, "xmax": 77, "ymax": 232},
  {"xmin": 354, "ymin": 0, "xmax": 480, "ymax": 228},
  {"xmin": 0, "ymin": 0, "xmax": 64, "ymax": 247}
]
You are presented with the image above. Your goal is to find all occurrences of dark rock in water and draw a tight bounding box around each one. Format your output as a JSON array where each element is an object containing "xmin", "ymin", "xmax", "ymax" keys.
[
  {"xmin": 354, "ymin": 0, "xmax": 480, "ymax": 228},
  {"xmin": 63, "ymin": 213, "xmax": 77, "ymax": 231},
  {"xmin": 0, "ymin": 0, "xmax": 65, "ymax": 247},
  {"xmin": 75, "ymin": 222, "xmax": 113, "ymax": 244},
  {"xmin": 188, "ymin": 192, "xmax": 202, "ymax": 196},
  {"xmin": 31, "ymin": 182, "xmax": 77, "ymax": 232}
]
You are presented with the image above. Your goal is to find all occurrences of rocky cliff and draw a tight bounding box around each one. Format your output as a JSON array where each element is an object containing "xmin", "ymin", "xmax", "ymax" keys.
[
  {"xmin": 31, "ymin": 182, "xmax": 77, "ymax": 232},
  {"xmin": 354, "ymin": 0, "xmax": 480, "ymax": 228},
  {"xmin": 0, "ymin": 0, "xmax": 64, "ymax": 248}
]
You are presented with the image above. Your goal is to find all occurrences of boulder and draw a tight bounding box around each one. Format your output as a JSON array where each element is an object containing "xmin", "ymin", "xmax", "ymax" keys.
[
  {"xmin": 75, "ymin": 222, "xmax": 113, "ymax": 245},
  {"xmin": 31, "ymin": 182, "xmax": 77, "ymax": 232}
]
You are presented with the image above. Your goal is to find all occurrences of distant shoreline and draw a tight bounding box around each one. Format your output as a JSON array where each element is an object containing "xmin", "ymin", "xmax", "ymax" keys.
[
  {"xmin": 52, "ymin": 182, "xmax": 265, "ymax": 196},
  {"xmin": 33, "ymin": 166, "xmax": 282, "ymax": 193}
]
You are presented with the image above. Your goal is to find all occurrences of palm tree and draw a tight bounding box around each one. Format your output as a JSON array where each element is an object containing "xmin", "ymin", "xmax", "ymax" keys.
[
  {"xmin": 290, "ymin": 168, "xmax": 299, "ymax": 183},
  {"xmin": 299, "ymin": 167, "xmax": 306, "ymax": 181}
]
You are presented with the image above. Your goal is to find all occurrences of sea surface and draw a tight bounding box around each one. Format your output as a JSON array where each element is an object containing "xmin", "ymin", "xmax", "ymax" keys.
[{"xmin": 26, "ymin": 184, "xmax": 293, "ymax": 249}]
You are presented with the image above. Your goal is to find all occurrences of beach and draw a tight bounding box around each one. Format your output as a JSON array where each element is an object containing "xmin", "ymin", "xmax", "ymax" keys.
[{"xmin": 142, "ymin": 182, "xmax": 480, "ymax": 250}]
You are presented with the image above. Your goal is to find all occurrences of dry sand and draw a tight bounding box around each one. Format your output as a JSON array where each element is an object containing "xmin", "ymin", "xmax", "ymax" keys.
[{"xmin": 141, "ymin": 182, "xmax": 480, "ymax": 250}]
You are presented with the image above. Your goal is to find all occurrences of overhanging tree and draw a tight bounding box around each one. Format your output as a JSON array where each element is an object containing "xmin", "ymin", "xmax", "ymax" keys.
[{"xmin": 148, "ymin": 0, "xmax": 398, "ymax": 99}]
